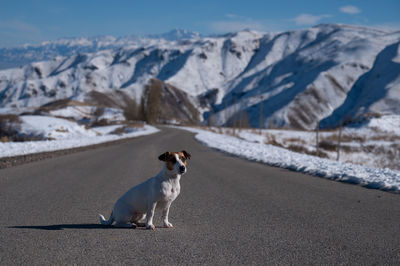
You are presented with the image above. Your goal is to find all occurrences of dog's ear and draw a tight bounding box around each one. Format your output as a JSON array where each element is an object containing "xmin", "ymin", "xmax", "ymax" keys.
[
  {"xmin": 181, "ymin": 150, "xmax": 191, "ymax": 160},
  {"xmin": 158, "ymin": 152, "xmax": 169, "ymax": 161}
]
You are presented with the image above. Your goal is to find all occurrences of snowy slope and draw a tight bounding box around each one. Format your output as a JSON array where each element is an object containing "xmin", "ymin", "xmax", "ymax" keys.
[
  {"xmin": 49, "ymin": 106, "xmax": 125, "ymax": 123},
  {"xmin": 178, "ymin": 126, "xmax": 400, "ymax": 193},
  {"xmin": 18, "ymin": 115, "xmax": 98, "ymax": 140},
  {"xmin": 1, "ymin": 24, "xmax": 399, "ymax": 129},
  {"xmin": 213, "ymin": 25, "xmax": 400, "ymax": 129},
  {"xmin": 201, "ymin": 114, "xmax": 400, "ymax": 171},
  {"xmin": 0, "ymin": 115, "xmax": 158, "ymax": 158}
]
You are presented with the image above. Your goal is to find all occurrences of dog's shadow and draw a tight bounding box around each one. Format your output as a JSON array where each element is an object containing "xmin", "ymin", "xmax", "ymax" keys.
[{"xmin": 8, "ymin": 224, "xmax": 147, "ymax": 231}]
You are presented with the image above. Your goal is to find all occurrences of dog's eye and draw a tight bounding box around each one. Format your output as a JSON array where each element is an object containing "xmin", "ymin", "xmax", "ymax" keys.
[
  {"xmin": 180, "ymin": 157, "xmax": 186, "ymax": 162},
  {"xmin": 170, "ymin": 157, "xmax": 177, "ymax": 164}
]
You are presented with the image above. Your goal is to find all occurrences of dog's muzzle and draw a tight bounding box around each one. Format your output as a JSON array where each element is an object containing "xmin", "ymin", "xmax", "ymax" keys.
[{"xmin": 179, "ymin": 166, "xmax": 186, "ymax": 174}]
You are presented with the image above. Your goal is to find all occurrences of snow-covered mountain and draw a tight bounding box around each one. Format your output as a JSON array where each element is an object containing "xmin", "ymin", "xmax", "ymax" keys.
[
  {"xmin": 1, "ymin": 24, "xmax": 399, "ymax": 129},
  {"xmin": 0, "ymin": 29, "xmax": 201, "ymax": 70}
]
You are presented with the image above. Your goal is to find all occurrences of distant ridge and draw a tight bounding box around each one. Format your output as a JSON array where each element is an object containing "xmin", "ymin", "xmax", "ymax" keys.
[{"xmin": 0, "ymin": 29, "xmax": 201, "ymax": 70}]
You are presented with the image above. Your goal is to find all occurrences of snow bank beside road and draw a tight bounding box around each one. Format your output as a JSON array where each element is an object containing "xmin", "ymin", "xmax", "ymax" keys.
[
  {"xmin": 180, "ymin": 127, "xmax": 400, "ymax": 193},
  {"xmin": 19, "ymin": 115, "xmax": 98, "ymax": 140},
  {"xmin": 0, "ymin": 124, "xmax": 159, "ymax": 158}
]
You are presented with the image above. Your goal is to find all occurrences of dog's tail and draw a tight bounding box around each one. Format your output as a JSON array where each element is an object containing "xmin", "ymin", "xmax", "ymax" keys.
[{"xmin": 99, "ymin": 211, "xmax": 114, "ymax": 225}]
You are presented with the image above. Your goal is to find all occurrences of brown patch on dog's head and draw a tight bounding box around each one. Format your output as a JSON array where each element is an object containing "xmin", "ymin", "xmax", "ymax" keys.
[
  {"xmin": 158, "ymin": 150, "xmax": 191, "ymax": 170},
  {"xmin": 158, "ymin": 151, "xmax": 177, "ymax": 170},
  {"xmin": 178, "ymin": 150, "xmax": 191, "ymax": 166}
]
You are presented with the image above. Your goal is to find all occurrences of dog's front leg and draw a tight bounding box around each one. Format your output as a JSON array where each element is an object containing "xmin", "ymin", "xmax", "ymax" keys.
[
  {"xmin": 162, "ymin": 202, "xmax": 173, "ymax": 228},
  {"xmin": 146, "ymin": 201, "xmax": 157, "ymax": 230}
]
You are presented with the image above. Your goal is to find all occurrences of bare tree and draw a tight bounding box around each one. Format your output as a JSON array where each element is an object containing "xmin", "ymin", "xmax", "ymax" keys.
[
  {"xmin": 123, "ymin": 97, "xmax": 139, "ymax": 121},
  {"xmin": 240, "ymin": 111, "xmax": 250, "ymax": 128},
  {"xmin": 259, "ymin": 95, "xmax": 264, "ymax": 134},
  {"xmin": 143, "ymin": 79, "xmax": 163, "ymax": 124},
  {"xmin": 207, "ymin": 107, "xmax": 215, "ymax": 127},
  {"xmin": 232, "ymin": 96, "xmax": 238, "ymax": 135},
  {"xmin": 316, "ymin": 120, "xmax": 320, "ymax": 157},
  {"xmin": 336, "ymin": 123, "xmax": 343, "ymax": 161}
]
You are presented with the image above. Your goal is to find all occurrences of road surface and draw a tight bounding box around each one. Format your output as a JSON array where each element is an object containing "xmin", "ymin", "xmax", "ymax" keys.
[{"xmin": 0, "ymin": 127, "xmax": 399, "ymax": 265}]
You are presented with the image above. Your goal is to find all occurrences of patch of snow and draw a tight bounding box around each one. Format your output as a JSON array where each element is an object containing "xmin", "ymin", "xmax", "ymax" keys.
[
  {"xmin": 49, "ymin": 106, "xmax": 125, "ymax": 122},
  {"xmin": 91, "ymin": 125, "xmax": 122, "ymax": 135},
  {"xmin": 368, "ymin": 115, "xmax": 400, "ymax": 134},
  {"xmin": 0, "ymin": 122, "xmax": 159, "ymax": 158},
  {"xmin": 49, "ymin": 106, "xmax": 96, "ymax": 120},
  {"xmin": 19, "ymin": 115, "xmax": 97, "ymax": 140},
  {"xmin": 206, "ymin": 114, "xmax": 400, "ymax": 171},
  {"xmin": 178, "ymin": 126, "xmax": 400, "ymax": 193},
  {"xmin": 98, "ymin": 108, "xmax": 125, "ymax": 122}
]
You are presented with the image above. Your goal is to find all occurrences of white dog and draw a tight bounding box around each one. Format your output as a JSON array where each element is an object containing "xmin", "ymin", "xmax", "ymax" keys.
[{"xmin": 99, "ymin": 150, "xmax": 191, "ymax": 230}]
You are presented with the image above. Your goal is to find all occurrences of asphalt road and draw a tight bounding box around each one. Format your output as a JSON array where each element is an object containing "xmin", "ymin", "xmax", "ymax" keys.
[{"xmin": 0, "ymin": 127, "xmax": 399, "ymax": 265}]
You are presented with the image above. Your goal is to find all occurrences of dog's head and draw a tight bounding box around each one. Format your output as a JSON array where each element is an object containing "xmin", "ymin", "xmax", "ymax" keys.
[{"xmin": 158, "ymin": 150, "xmax": 191, "ymax": 175}]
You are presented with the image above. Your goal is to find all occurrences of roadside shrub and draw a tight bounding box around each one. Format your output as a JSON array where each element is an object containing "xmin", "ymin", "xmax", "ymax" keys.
[
  {"xmin": 91, "ymin": 118, "xmax": 112, "ymax": 127},
  {"xmin": 0, "ymin": 114, "xmax": 45, "ymax": 142},
  {"xmin": 287, "ymin": 144, "xmax": 329, "ymax": 158},
  {"xmin": 142, "ymin": 80, "xmax": 162, "ymax": 124},
  {"xmin": 123, "ymin": 97, "xmax": 142, "ymax": 121},
  {"xmin": 0, "ymin": 114, "xmax": 21, "ymax": 141},
  {"xmin": 318, "ymin": 140, "xmax": 337, "ymax": 151}
]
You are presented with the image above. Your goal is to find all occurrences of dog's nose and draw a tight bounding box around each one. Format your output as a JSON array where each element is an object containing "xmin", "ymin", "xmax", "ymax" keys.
[{"xmin": 179, "ymin": 166, "xmax": 186, "ymax": 173}]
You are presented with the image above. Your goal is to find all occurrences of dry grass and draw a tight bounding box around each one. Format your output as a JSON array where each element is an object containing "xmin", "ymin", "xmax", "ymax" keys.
[
  {"xmin": 185, "ymin": 125, "xmax": 400, "ymax": 170},
  {"xmin": 318, "ymin": 140, "xmax": 337, "ymax": 152},
  {"xmin": 224, "ymin": 128, "xmax": 243, "ymax": 139},
  {"xmin": 55, "ymin": 127, "xmax": 69, "ymax": 133},
  {"xmin": 85, "ymin": 91, "xmax": 121, "ymax": 108},
  {"xmin": 369, "ymin": 135, "xmax": 400, "ymax": 142},
  {"xmin": 287, "ymin": 144, "xmax": 329, "ymax": 158},
  {"xmin": 284, "ymin": 138, "xmax": 307, "ymax": 145},
  {"xmin": 0, "ymin": 114, "xmax": 20, "ymax": 123},
  {"xmin": 322, "ymin": 134, "xmax": 366, "ymax": 143},
  {"xmin": 110, "ymin": 126, "xmax": 126, "ymax": 135},
  {"xmin": 1, "ymin": 136, "xmax": 12, "ymax": 142},
  {"xmin": 91, "ymin": 119, "xmax": 112, "ymax": 127},
  {"xmin": 37, "ymin": 99, "xmax": 92, "ymax": 113},
  {"xmin": 367, "ymin": 143, "xmax": 400, "ymax": 171},
  {"xmin": 264, "ymin": 134, "xmax": 282, "ymax": 147},
  {"xmin": 0, "ymin": 114, "xmax": 21, "ymax": 142},
  {"xmin": 125, "ymin": 121, "xmax": 144, "ymax": 128},
  {"xmin": 263, "ymin": 133, "xmax": 330, "ymax": 158}
]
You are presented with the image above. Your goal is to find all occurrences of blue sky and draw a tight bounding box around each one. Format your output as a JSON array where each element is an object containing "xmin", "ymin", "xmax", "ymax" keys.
[{"xmin": 0, "ymin": 0, "xmax": 399, "ymax": 47}]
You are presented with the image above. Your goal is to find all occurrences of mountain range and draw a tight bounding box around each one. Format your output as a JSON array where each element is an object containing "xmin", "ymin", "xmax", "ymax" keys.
[
  {"xmin": 0, "ymin": 29, "xmax": 201, "ymax": 70},
  {"xmin": 0, "ymin": 24, "xmax": 399, "ymax": 130}
]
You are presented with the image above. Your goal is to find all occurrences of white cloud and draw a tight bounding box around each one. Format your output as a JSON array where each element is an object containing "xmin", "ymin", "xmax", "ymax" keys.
[
  {"xmin": 340, "ymin": 5, "xmax": 361, "ymax": 14},
  {"xmin": 293, "ymin": 14, "xmax": 332, "ymax": 26},
  {"xmin": 0, "ymin": 19, "xmax": 40, "ymax": 34},
  {"xmin": 0, "ymin": 19, "xmax": 43, "ymax": 47},
  {"xmin": 225, "ymin": 14, "xmax": 240, "ymax": 19}
]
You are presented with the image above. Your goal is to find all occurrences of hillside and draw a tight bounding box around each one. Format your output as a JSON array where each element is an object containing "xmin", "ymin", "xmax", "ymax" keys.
[{"xmin": 0, "ymin": 24, "xmax": 399, "ymax": 129}]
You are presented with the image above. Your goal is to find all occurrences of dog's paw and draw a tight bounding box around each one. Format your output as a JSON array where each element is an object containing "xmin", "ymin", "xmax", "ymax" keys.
[
  {"xmin": 146, "ymin": 224, "xmax": 155, "ymax": 230},
  {"xmin": 164, "ymin": 222, "xmax": 173, "ymax": 228}
]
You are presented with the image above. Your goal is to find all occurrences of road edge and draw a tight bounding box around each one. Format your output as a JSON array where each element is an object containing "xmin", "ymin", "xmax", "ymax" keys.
[{"xmin": 0, "ymin": 127, "xmax": 160, "ymax": 169}]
